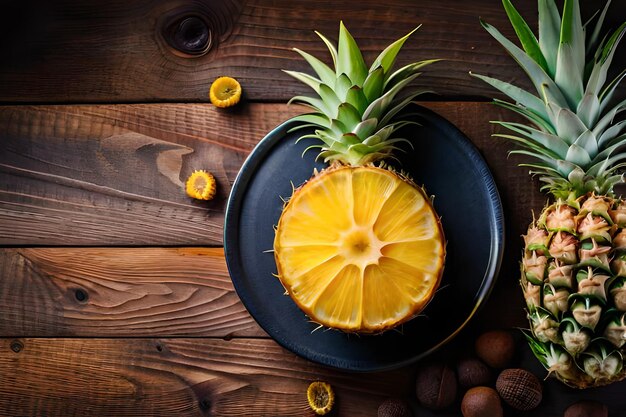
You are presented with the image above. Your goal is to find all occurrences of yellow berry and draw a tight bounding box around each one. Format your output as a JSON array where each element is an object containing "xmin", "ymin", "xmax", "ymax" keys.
[
  {"xmin": 185, "ymin": 170, "xmax": 217, "ymax": 200},
  {"xmin": 307, "ymin": 381, "xmax": 334, "ymax": 415},
  {"xmin": 209, "ymin": 76, "xmax": 242, "ymax": 108}
]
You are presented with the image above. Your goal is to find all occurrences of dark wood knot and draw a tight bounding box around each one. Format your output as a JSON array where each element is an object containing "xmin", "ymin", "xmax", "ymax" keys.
[
  {"xmin": 199, "ymin": 398, "xmax": 211, "ymax": 411},
  {"xmin": 10, "ymin": 340, "xmax": 23, "ymax": 353},
  {"xmin": 74, "ymin": 288, "xmax": 88, "ymax": 303},
  {"xmin": 163, "ymin": 15, "xmax": 212, "ymax": 56}
]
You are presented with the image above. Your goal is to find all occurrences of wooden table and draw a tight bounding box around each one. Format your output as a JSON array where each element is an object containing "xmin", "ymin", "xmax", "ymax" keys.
[{"xmin": 1, "ymin": 1, "xmax": 625, "ymax": 416}]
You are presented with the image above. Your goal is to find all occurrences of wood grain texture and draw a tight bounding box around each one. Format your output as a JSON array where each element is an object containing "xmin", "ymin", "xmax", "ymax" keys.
[
  {"xmin": 0, "ymin": 247, "xmax": 264, "ymax": 338},
  {"xmin": 0, "ymin": 101, "xmax": 542, "ymax": 246},
  {"xmin": 0, "ymin": 243, "xmax": 528, "ymax": 338},
  {"xmin": 0, "ymin": 338, "xmax": 415, "ymax": 417},
  {"xmin": 0, "ymin": 103, "xmax": 299, "ymax": 245},
  {"xmin": 0, "ymin": 0, "xmax": 623, "ymax": 103},
  {"xmin": 1, "ymin": 337, "xmax": 626, "ymax": 417}
]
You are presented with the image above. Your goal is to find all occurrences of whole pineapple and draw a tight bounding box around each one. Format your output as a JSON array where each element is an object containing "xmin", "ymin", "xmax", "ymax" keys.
[
  {"xmin": 273, "ymin": 23, "xmax": 445, "ymax": 334},
  {"xmin": 473, "ymin": 0, "xmax": 626, "ymax": 388}
]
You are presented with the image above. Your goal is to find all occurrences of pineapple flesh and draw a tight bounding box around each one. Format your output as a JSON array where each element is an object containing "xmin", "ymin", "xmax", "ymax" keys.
[
  {"xmin": 474, "ymin": 0, "xmax": 626, "ymax": 388},
  {"xmin": 274, "ymin": 23, "xmax": 445, "ymax": 334}
]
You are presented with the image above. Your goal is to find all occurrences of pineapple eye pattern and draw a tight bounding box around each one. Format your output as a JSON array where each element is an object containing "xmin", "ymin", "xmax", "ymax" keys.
[{"xmin": 474, "ymin": 0, "xmax": 626, "ymax": 388}]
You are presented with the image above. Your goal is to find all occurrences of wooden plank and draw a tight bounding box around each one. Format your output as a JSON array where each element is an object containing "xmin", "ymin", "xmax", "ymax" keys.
[
  {"xmin": 0, "ymin": 103, "xmax": 298, "ymax": 245},
  {"xmin": 0, "ymin": 338, "xmax": 415, "ymax": 417},
  {"xmin": 1, "ymin": 337, "xmax": 625, "ymax": 417},
  {"xmin": 0, "ymin": 247, "xmax": 264, "ymax": 338},
  {"xmin": 0, "ymin": 0, "xmax": 623, "ymax": 103},
  {"xmin": 0, "ymin": 244, "xmax": 528, "ymax": 338},
  {"xmin": 0, "ymin": 101, "xmax": 542, "ymax": 246}
]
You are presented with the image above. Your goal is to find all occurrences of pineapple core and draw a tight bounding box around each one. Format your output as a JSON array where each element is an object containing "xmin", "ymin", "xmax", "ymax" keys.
[{"xmin": 341, "ymin": 228, "xmax": 383, "ymax": 269}]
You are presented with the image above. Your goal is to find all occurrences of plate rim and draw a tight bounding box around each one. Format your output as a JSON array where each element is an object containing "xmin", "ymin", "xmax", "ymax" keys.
[{"xmin": 224, "ymin": 104, "xmax": 505, "ymax": 372}]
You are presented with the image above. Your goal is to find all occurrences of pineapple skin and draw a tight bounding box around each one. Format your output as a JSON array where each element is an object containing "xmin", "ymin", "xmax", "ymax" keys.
[
  {"xmin": 472, "ymin": 0, "xmax": 626, "ymax": 388},
  {"xmin": 523, "ymin": 193, "xmax": 626, "ymax": 388}
]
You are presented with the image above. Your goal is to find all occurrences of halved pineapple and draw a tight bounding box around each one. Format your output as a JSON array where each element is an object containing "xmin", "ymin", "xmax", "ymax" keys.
[
  {"xmin": 274, "ymin": 165, "xmax": 445, "ymax": 333},
  {"xmin": 273, "ymin": 23, "xmax": 444, "ymax": 334}
]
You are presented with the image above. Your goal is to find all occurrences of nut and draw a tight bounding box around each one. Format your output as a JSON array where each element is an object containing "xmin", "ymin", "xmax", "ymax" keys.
[
  {"xmin": 377, "ymin": 398, "xmax": 412, "ymax": 417},
  {"xmin": 461, "ymin": 386, "xmax": 503, "ymax": 417},
  {"xmin": 496, "ymin": 368, "xmax": 542, "ymax": 411},
  {"xmin": 475, "ymin": 330, "xmax": 516, "ymax": 369},
  {"xmin": 415, "ymin": 361, "xmax": 457, "ymax": 410},
  {"xmin": 457, "ymin": 356, "xmax": 493, "ymax": 388},
  {"xmin": 564, "ymin": 400, "xmax": 608, "ymax": 417}
]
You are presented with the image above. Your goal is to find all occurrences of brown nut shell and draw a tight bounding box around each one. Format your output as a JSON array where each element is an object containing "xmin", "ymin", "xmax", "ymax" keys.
[
  {"xmin": 475, "ymin": 330, "xmax": 516, "ymax": 369},
  {"xmin": 564, "ymin": 400, "xmax": 608, "ymax": 417},
  {"xmin": 415, "ymin": 361, "xmax": 457, "ymax": 410},
  {"xmin": 461, "ymin": 386, "xmax": 503, "ymax": 417},
  {"xmin": 496, "ymin": 368, "xmax": 542, "ymax": 411},
  {"xmin": 378, "ymin": 398, "xmax": 413, "ymax": 417},
  {"xmin": 457, "ymin": 357, "xmax": 493, "ymax": 388}
]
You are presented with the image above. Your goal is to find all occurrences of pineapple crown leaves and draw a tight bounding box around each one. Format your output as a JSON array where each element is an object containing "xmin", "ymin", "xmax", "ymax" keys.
[
  {"xmin": 284, "ymin": 22, "xmax": 439, "ymax": 166},
  {"xmin": 471, "ymin": 0, "xmax": 626, "ymax": 199}
]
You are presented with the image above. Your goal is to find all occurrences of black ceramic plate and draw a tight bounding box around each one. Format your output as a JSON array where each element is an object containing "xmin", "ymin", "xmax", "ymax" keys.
[{"xmin": 224, "ymin": 104, "xmax": 504, "ymax": 372}]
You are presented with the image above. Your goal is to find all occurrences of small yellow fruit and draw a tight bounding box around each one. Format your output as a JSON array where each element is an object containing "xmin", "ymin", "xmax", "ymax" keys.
[
  {"xmin": 307, "ymin": 381, "xmax": 334, "ymax": 416},
  {"xmin": 185, "ymin": 170, "xmax": 217, "ymax": 200},
  {"xmin": 209, "ymin": 76, "xmax": 242, "ymax": 108}
]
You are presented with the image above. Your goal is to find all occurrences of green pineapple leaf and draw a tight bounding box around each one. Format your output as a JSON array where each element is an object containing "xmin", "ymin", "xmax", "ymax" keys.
[
  {"xmin": 362, "ymin": 67, "xmax": 385, "ymax": 103},
  {"xmin": 572, "ymin": 130, "xmax": 598, "ymax": 157},
  {"xmin": 334, "ymin": 73, "xmax": 354, "ymax": 102},
  {"xmin": 594, "ymin": 98, "xmax": 626, "ymax": 138},
  {"xmin": 379, "ymin": 90, "xmax": 429, "ymax": 127},
  {"xmin": 492, "ymin": 121, "xmax": 569, "ymax": 156},
  {"xmin": 385, "ymin": 59, "xmax": 440, "ymax": 90},
  {"xmin": 288, "ymin": 95, "xmax": 331, "ymax": 116},
  {"xmin": 586, "ymin": 0, "xmax": 612, "ymax": 57},
  {"xmin": 470, "ymin": 72, "xmax": 549, "ymax": 121},
  {"xmin": 283, "ymin": 70, "xmax": 322, "ymax": 95},
  {"xmin": 599, "ymin": 21, "xmax": 626, "ymax": 65},
  {"xmin": 353, "ymin": 119, "xmax": 379, "ymax": 140},
  {"xmin": 285, "ymin": 22, "xmax": 438, "ymax": 166},
  {"xmin": 494, "ymin": 133, "xmax": 562, "ymax": 159},
  {"xmin": 339, "ymin": 133, "xmax": 361, "ymax": 146},
  {"xmin": 591, "ymin": 145, "xmax": 626, "ymax": 168},
  {"xmin": 555, "ymin": 43, "xmax": 584, "ymax": 109},
  {"xmin": 318, "ymin": 83, "xmax": 342, "ymax": 115},
  {"xmin": 555, "ymin": 159, "xmax": 580, "ymax": 177},
  {"xmin": 598, "ymin": 68, "xmax": 626, "ymax": 112},
  {"xmin": 337, "ymin": 21, "xmax": 368, "ymax": 86},
  {"xmin": 336, "ymin": 102, "xmax": 362, "ymax": 129},
  {"xmin": 502, "ymin": 0, "xmax": 549, "ymax": 72},
  {"xmin": 363, "ymin": 73, "xmax": 420, "ymax": 121},
  {"xmin": 576, "ymin": 93, "xmax": 600, "ymax": 127},
  {"xmin": 554, "ymin": 107, "xmax": 587, "ymax": 144},
  {"xmin": 314, "ymin": 31, "xmax": 338, "ymax": 69},
  {"xmin": 345, "ymin": 86, "xmax": 369, "ymax": 115},
  {"xmin": 585, "ymin": 23, "xmax": 626, "ymax": 100},
  {"xmin": 598, "ymin": 120, "xmax": 626, "ymax": 147},
  {"xmin": 538, "ymin": 0, "xmax": 561, "ymax": 77},
  {"xmin": 291, "ymin": 48, "xmax": 335, "ymax": 87},
  {"xmin": 287, "ymin": 113, "xmax": 331, "ymax": 130},
  {"xmin": 492, "ymin": 99, "xmax": 557, "ymax": 133},
  {"xmin": 480, "ymin": 18, "xmax": 569, "ymax": 108},
  {"xmin": 369, "ymin": 26, "xmax": 420, "ymax": 76},
  {"xmin": 555, "ymin": 0, "xmax": 585, "ymax": 108}
]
